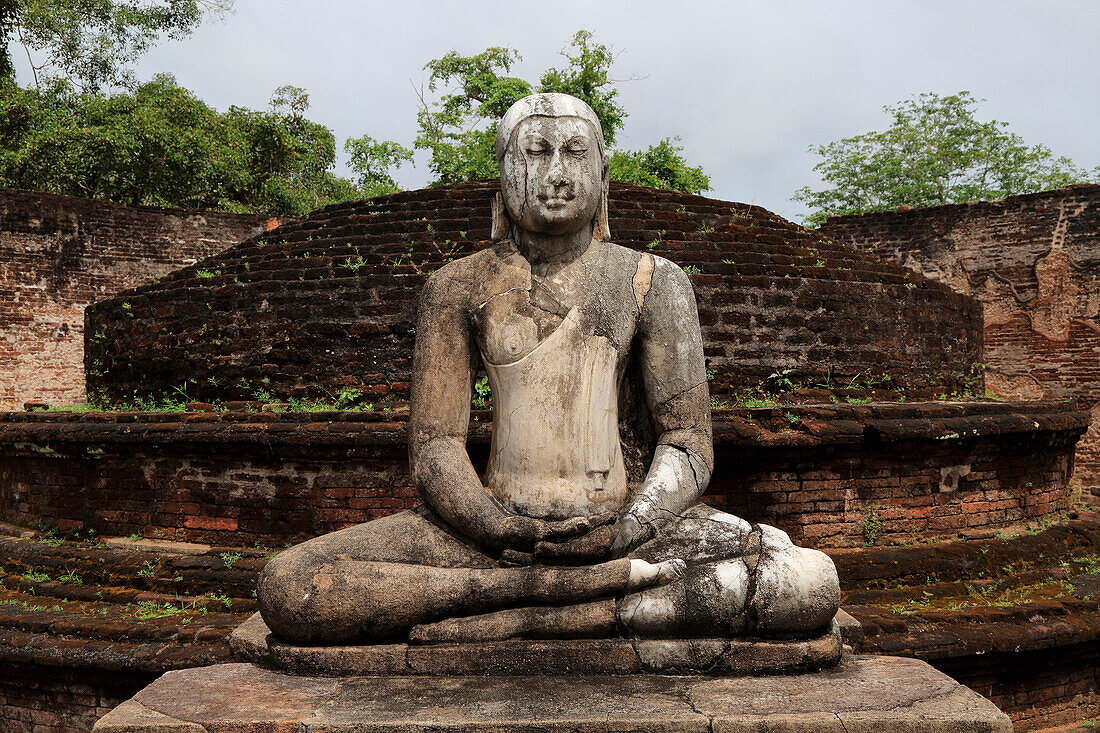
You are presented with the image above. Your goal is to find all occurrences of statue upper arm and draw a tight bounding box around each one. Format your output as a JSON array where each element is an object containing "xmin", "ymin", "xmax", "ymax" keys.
[
  {"xmin": 409, "ymin": 265, "xmax": 477, "ymax": 448},
  {"xmin": 636, "ymin": 257, "xmax": 714, "ymax": 469}
]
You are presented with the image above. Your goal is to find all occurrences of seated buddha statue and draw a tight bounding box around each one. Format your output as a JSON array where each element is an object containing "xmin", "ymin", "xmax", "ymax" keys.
[{"xmin": 257, "ymin": 93, "xmax": 840, "ymax": 645}]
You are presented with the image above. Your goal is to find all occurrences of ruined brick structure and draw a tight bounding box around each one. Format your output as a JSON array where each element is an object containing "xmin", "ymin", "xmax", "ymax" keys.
[
  {"xmin": 0, "ymin": 188, "xmax": 277, "ymax": 410},
  {"xmin": 85, "ymin": 180, "xmax": 983, "ymax": 406},
  {"xmin": 0, "ymin": 402, "xmax": 1084, "ymax": 549},
  {"xmin": 819, "ymin": 185, "xmax": 1100, "ymax": 492},
  {"xmin": 1, "ymin": 182, "xmax": 1096, "ymax": 732}
]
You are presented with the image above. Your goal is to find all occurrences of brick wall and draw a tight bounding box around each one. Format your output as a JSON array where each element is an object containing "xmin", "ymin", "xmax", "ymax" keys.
[
  {"xmin": 819, "ymin": 185, "xmax": 1100, "ymax": 491},
  {"xmin": 0, "ymin": 401, "xmax": 1084, "ymax": 549},
  {"xmin": 936, "ymin": 641, "xmax": 1100, "ymax": 731},
  {"xmin": 85, "ymin": 180, "xmax": 983, "ymax": 406},
  {"xmin": 0, "ymin": 188, "xmax": 277, "ymax": 410},
  {"xmin": 0, "ymin": 662, "xmax": 154, "ymax": 733}
]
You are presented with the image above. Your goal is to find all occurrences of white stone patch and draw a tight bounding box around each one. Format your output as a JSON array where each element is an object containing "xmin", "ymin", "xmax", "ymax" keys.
[
  {"xmin": 712, "ymin": 560, "xmax": 750, "ymax": 614},
  {"xmin": 752, "ymin": 547, "xmax": 840, "ymax": 633},
  {"xmin": 619, "ymin": 590, "xmax": 677, "ymax": 633},
  {"xmin": 757, "ymin": 523, "xmax": 793, "ymax": 553},
  {"xmin": 939, "ymin": 464, "xmax": 971, "ymax": 493}
]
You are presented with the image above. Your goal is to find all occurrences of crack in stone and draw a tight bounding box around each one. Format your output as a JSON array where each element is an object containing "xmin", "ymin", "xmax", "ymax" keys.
[
  {"xmin": 651, "ymin": 380, "xmax": 707, "ymax": 411},
  {"xmin": 679, "ymin": 687, "xmax": 716, "ymax": 733},
  {"xmin": 742, "ymin": 526, "xmax": 764, "ymax": 632},
  {"xmin": 475, "ymin": 286, "xmax": 527, "ymax": 311}
]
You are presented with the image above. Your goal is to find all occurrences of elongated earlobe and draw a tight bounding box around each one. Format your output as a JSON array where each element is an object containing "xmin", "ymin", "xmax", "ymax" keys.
[
  {"xmin": 593, "ymin": 175, "xmax": 611, "ymax": 242},
  {"xmin": 491, "ymin": 192, "xmax": 510, "ymax": 242}
]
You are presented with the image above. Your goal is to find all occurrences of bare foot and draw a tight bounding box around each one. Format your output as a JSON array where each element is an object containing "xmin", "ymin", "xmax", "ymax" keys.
[{"xmin": 626, "ymin": 558, "xmax": 686, "ymax": 592}]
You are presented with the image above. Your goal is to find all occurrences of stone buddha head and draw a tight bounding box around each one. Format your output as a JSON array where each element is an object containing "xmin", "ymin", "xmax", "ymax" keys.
[{"xmin": 492, "ymin": 93, "xmax": 611, "ymax": 242}]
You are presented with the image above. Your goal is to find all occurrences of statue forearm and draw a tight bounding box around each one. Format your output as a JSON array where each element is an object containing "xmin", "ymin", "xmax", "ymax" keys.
[
  {"xmin": 612, "ymin": 443, "xmax": 712, "ymax": 555},
  {"xmin": 411, "ymin": 434, "xmax": 514, "ymax": 550}
]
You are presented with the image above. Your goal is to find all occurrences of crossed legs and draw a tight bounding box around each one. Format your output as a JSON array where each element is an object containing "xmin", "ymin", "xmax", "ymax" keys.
[{"xmin": 257, "ymin": 505, "xmax": 840, "ymax": 645}]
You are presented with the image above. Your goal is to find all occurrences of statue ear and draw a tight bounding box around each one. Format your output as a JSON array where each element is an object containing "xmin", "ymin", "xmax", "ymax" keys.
[
  {"xmin": 592, "ymin": 161, "xmax": 611, "ymax": 242},
  {"xmin": 491, "ymin": 191, "xmax": 510, "ymax": 242}
]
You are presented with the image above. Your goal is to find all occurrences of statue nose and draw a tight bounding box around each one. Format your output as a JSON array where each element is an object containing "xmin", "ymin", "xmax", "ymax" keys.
[{"xmin": 547, "ymin": 152, "xmax": 568, "ymax": 186}]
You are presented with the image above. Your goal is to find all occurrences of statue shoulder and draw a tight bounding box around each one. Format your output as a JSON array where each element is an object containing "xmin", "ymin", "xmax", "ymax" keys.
[
  {"xmin": 619, "ymin": 248, "xmax": 696, "ymax": 319},
  {"xmin": 602, "ymin": 242, "xmax": 690, "ymax": 283},
  {"xmin": 598, "ymin": 242, "xmax": 693, "ymax": 301},
  {"xmin": 418, "ymin": 246, "xmax": 514, "ymax": 309}
]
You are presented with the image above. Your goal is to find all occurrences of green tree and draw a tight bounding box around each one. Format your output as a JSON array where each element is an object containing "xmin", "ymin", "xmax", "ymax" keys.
[
  {"xmin": 609, "ymin": 138, "xmax": 709, "ymax": 194},
  {"xmin": 0, "ymin": 1, "xmax": 18, "ymax": 81},
  {"xmin": 415, "ymin": 30, "xmax": 709, "ymax": 194},
  {"xmin": 537, "ymin": 30, "xmax": 626, "ymax": 147},
  {"xmin": 225, "ymin": 85, "xmax": 358, "ymax": 215},
  {"xmin": 415, "ymin": 46, "xmax": 531, "ymax": 185},
  {"xmin": 0, "ymin": 74, "xmax": 362, "ymax": 214},
  {"xmin": 794, "ymin": 91, "xmax": 1099, "ymax": 226},
  {"xmin": 0, "ymin": 74, "xmax": 229, "ymax": 205},
  {"xmin": 3, "ymin": 0, "xmax": 233, "ymax": 91},
  {"xmin": 345, "ymin": 134, "xmax": 414, "ymax": 197}
]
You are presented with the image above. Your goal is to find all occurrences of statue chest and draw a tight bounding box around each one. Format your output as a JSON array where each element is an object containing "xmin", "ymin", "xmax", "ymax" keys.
[
  {"xmin": 480, "ymin": 305, "xmax": 630, "ymax": 519},
  {"xmin": 473, "ymin": 274, "xmax": 637, "ymax": 367}
]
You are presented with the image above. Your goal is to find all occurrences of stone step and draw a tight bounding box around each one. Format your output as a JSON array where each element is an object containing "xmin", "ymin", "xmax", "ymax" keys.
[
  {"xmin": 0, "ymin": 587, "xmax": 243, "ymax": 644},
  {"xmin": 92, "ymin": 656, "xmax": 1013, "ymax": 732},
  {"xmin": 0, "ymin": 530, "xmax": 265, "ymax": 600}
]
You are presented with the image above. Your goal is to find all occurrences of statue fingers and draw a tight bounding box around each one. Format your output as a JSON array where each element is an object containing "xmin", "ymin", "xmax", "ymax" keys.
[
  {"xmin": 541, "ymin": 512, "xmax": 610, "ymax": 540},
  {"xmin": 625, "ymin": 558, "xmax": 687, "ymax": 592},
  {"xmin": 609, "ymin": 514, "xmax": 650, "ymax": 558},
  {"xmin": 500, "ymin": 549, "xmax": 535, "ymax": 566},
  {"xmin": 534, "ymin": 526, "xmax": 613, "ymax": 563}
]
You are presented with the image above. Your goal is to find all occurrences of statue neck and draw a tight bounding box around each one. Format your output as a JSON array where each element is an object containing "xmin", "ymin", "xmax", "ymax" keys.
[{"xmin": 512, "ymin": 227, "xmax": 594, "ymax": 269}]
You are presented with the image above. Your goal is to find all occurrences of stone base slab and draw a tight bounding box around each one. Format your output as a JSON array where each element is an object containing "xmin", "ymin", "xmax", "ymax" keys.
[
  {"xmin": 229, "ymin": 612, "xmax": 843, "ymax": 676},
  {"xmin": 94, "ymin": 656, "xmax": 1012, "ymax": 732}
]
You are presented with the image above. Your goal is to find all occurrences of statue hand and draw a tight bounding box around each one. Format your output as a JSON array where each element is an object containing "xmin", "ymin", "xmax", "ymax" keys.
[
  {"xmin": 609, "ymin": 514, "xmax": 652, "ymax": 558},
  {"xmin": 533, "ymin": 524, "xmax": 614, "ymax": 564},
  {"xmin": 498, "ymin": 511, "xmax": 614, "ymax": 552}
]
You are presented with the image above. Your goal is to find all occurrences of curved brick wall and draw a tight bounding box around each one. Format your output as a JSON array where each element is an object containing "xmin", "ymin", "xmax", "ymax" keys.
[
  {"xmin": 0, "ymin": 401, "xmax": 1085, "ymax": 549},
  {"xmin": 84, "ymin": 181, "xmax": 983, "ymax": 404}
]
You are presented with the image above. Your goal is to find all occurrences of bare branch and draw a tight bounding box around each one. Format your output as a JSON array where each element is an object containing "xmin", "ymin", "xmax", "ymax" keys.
[
  {"xmin": 604, "ymin": 73, "xmax": 647, "ymax": 85},
  {"xmin": 411, "ymin": 79, "xmax": 431, "ymax": 116},
  {"xmin": 196, "ymin": 0, "xmax": 236, "ymax": 21},
  {"xmin": 16, "ymin": 26, "xmax": 39, "ymax": 88}
]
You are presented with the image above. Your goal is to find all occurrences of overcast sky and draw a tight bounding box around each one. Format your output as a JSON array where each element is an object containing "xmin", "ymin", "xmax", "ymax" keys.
[{"xmin": 16, "ymin": 0, "xmax": 1100, "ymax": 221}]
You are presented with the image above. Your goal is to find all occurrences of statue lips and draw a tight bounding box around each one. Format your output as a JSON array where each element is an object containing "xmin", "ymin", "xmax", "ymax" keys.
[{"xmin": 538, "ymin": 190, "xmax": 576, "ymax": 211}]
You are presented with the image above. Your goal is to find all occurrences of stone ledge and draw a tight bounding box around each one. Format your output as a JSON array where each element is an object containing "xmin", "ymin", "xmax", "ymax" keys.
[
  {"xmin": 228, "ymin": 612, "xmax": 843, "ymax": 676},
  {"xmin": 93, "ymin": 656, "xmax": 1013, "ymax": 732},
  {"xmin": 0, "ymin": 399, "xmax": 1086, "ymax": 452}
]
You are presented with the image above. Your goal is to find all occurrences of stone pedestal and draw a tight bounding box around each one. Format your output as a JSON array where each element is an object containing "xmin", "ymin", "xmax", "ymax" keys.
[
  {"xmin": 94, "ymin": 655, "xmax": 1012, "ymax": 732},
  {"xmin": 228, "ymin": 612, "xmax": 845, "ymax": 676}
]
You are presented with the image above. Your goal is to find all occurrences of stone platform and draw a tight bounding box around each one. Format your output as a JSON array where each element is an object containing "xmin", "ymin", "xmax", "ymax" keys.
[
  {"xmin": 228, "ymin": 612, "xmax": 844, "ymax": 676},
  {"xmin": 94, "ymin": 655, "xmax": 1012, "ymax": 732}
]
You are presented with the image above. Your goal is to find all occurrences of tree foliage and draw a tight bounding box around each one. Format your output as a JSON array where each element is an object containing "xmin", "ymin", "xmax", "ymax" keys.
[
  {"xmin": 794, "ymin": 91, "xmax": 1099, "ymax": 226},
  {"xmin": 609, "ymin": 138, "xmax": 709, "ymax": 194},
  {"xmin": 0, "ymin": 27, "xmax": 709, "ymax": 216},
  {"xmin": 416, "ymin": 30, "xmax": 709, "ymax": 194},
  {"xmin": 0, "ymin": 74, "xmax": 358, "ymax": 214},
  {"xmin": 3, "ymin": 0, "xmax": 233, "ymax": 91},
  {"xmin": 344, "ymin": 134, "xmax": 414, "ymax": 196},
  {"xmin": 536, "ymin": 30, "xmax": 625, "ymax": 147},
  {"xmin": 414, "ymin": 46, "xmax": 529, "ymax": 185}
]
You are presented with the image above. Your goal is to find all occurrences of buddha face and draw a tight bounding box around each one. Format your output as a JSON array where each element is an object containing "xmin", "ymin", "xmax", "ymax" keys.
[{"xmin": 500, "ymin": 115, "xmax": 605, "ymax": 236}]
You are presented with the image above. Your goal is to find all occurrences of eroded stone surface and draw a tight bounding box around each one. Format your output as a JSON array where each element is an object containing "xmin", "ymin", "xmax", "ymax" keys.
[
  {"xmin": 94, "ymin": 656, "xmax": 1012, "ymax": 732},
  {"xmin": 230, "ymin": 612, "xmax": 843, "ymax": 676}
]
